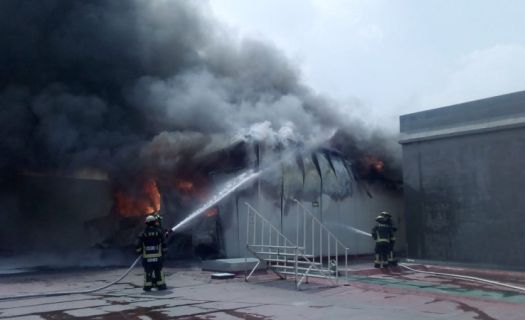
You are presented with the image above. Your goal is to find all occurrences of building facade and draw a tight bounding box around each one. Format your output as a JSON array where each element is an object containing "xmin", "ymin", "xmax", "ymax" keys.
[{"xmin": 400, "ymin": 91, "xmax": 525, "ymax": 268}]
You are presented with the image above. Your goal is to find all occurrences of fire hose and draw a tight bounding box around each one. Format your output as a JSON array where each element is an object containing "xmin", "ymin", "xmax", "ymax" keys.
[
  {"xmin": 0, "ymin": 256, "xmax": 142, "ymax": 301},
  {"xmin": 352, "ymin": 229, "xmax": 525, "ymax": 293},
  {"xmin": 398, "ymin": 262, "xmax": 525, "ymax": 293}
]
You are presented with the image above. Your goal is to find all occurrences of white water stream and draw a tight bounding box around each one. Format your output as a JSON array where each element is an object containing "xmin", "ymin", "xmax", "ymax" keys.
[{"xmin": 170, "ymin": 169, "xmax": 261, "ymax": 232}]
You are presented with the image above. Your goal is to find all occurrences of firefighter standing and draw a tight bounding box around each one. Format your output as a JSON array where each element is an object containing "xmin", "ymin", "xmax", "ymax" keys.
[
  {"xmin": 380, "ymin": 211, "xmax": 398, "ymax": 266},
  {"xmin": 371, "ymin": 215, "xmax": 393, "ymax": 268},
  {"xmin": 136, "ymin": 215, "xmax": 167, "ymax": 291}
]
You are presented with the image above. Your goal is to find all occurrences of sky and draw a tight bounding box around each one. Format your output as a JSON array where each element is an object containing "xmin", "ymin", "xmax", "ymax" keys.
[{"xmin": 209, "ymin": 0, "xmax": 525, "ymax": 129}]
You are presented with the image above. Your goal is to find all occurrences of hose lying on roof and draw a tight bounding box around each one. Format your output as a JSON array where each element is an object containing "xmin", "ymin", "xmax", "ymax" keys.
[
  {"xmin": 399, "ymin": 262, "xmax": 525, "ymax": 293},
  {"xmin": 0, "ymin": 256, "xmax": 141, "ymax": 301}
]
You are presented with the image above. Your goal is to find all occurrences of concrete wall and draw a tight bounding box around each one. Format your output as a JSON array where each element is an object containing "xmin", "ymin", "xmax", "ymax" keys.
[{"xmin": 400, "ymin": 91, "xmax": 525, "ymax": 268}]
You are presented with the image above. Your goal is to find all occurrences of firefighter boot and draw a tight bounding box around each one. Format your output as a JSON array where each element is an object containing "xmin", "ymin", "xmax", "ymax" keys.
[
  {"xmin": 143, "ymin": 273, "xmax": 153, "ymax": 291},
  {"xmin": 374, "ymin": 254, "xmax": 380, "ymax": 268},
  {"xmin": 155, "ymin": 269, "xmax": 167, "ymax": 290},
  {"xmin": 388, "ymin": 251, "xmax": 398, "ymax": 266}
]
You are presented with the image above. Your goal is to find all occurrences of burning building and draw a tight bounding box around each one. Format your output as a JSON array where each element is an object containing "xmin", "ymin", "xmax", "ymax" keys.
[
  {"xmin": 0, "ymin": 140, "xmax": 404, "ymax": 264},
  {"xmin": 400, "ymin": 90, "xmax": 525, "ymax": 268},
  {"xmin": 0, "ymin": 0, "xmax": 404, "ymax": 267}
]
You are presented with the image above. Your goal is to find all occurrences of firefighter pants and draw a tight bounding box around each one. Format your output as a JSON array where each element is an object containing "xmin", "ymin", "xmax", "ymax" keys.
[
  {"xmin": 388, "ymin": 240, "xmax": 397, "ymax": 264},
  {"xmin": 142, "ymin": 259, "xmax": 166, "ymax": 289},
  {"xmin": 374, "ymin": 242, "xmax": 389, "ymax": 268}
]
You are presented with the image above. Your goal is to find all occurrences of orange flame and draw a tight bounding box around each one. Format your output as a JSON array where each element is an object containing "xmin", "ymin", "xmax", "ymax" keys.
[
  {"xmin": 175, "ymin": 180, "xmax": 194, "ymax": 193},
  {"xmin": 363, "ymin": 155, "xmax": 384, "ymax": 172},
  {"xmin": 174, "ymin": 178, "xmax": 208, "ymax": 202},
  {"xmin": 113, "ymin": 179, "xmax": 160, "ymax": 217},
  {"xmin": 205, "ymin": 207, "xmax": 218, "ymax": 217}
]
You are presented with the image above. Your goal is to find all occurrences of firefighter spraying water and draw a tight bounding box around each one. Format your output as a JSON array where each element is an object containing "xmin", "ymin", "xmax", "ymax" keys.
[
  {"xmin": 380, "ymin": 211, "xmax": 398, "ymax": 266},
  {"xmin": 132, "ymin": 169, "xmax": 260, "ymax": 291},
  {"xmin": 136, "ymin": 215, "xmax": 168, "ymax": 291},
  {"xmin": 370, "ymin": 211, "xmax": 398, "ymax": 268}
]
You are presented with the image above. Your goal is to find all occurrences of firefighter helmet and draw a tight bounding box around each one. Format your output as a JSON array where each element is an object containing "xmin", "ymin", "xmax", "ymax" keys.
[
  {"xmin": 145, "ymin": 215, "xmax": 156, "ymax": 224},
  {"xmin": 380, "ymin": 211, "xmax": 391, "ymax": 217},
  {"xmin": 375, "ymin": 215, "xmax": 384, "ymax": 222}
]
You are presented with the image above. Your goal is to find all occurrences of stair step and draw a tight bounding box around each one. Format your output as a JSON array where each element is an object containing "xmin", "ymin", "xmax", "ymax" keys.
[
  {"xmin": 269, "ymin": 265, "xmax": 330, "ymax": 272},
  {"xmin": 271, "ymin": 265, "xmax": 335, "ymax": 274},
  {"xmin": 253, "ymin": 251, "xmax": 314, "ymax": 258},
  {"xmin": 248, "ymin": 245, "xmax": 304, "ymax": 250},
  {"xmin": 275, "ymin": 270, "xmax": 336, "ymax": 279},
  {"xmin": 265, "ymin": 258, "xmax": 322, "ymax": 265}
]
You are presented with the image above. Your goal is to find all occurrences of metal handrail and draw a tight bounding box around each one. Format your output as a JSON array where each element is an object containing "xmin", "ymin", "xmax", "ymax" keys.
[
  {"xmin": 292, "ymin": 199, "xmax": 348, "ymax": 249},
  {"xmin": 245, "ymin": 202, "xmax": 299, "ymax": 284},
  {"xmin": 292, "ymin": 198, "xmax": 350, "ymax": 284},
  {"xmin": 245, "ymin": 202, "xmax": 297, "ymax": 247},
  {"xmin": 244, "ymin": 202, "xmax": 337, "ymax": 289}
]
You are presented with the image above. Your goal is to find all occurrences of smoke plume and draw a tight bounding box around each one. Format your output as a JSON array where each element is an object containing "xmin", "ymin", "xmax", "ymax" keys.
[{"xmin": 0, "ymin": 0, "xmax": 397, "ymax": 179}]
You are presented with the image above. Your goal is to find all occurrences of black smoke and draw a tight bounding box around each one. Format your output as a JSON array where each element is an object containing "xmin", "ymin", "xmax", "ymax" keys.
[{"xmin": 0, "ymin": 0, "xmax": 398, "ymax": 179}]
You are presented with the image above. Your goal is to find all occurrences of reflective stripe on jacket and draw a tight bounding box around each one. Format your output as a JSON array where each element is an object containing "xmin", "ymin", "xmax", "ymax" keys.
[
  {"xmin": 136, "ymin": 226, "xmax": 167, "ymax": 259},
  {"xmin": 371, "ymin": 223, "xmax": 392, "ymax": 244}
]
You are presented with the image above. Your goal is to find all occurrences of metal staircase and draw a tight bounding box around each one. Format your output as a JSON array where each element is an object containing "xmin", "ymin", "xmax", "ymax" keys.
[
  {"xmin": 244, "ymin": 201, "xmax": 350, "ymax": 289},
  {"xmin": 292, "ymin": 199, "xmax": 350, "ymax": 284}
]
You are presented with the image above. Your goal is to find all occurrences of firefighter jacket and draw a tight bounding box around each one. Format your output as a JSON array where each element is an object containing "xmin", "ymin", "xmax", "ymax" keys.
[
  {"xmin": 384, "ymin": 218, "xmax": 397, "ymax": 242},
  {"xmin": 371, "ymin": 222, "xmax": 393, "ymax": 244},
  {"xmin": 135, "ymin": 225, "xmax": 167, "ymax": 259}
]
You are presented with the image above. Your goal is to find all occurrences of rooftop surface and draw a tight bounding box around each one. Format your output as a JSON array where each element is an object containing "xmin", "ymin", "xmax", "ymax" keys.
[{"xmin": 1, "ymin": 261, "xmax": 524, "ymax": 319}]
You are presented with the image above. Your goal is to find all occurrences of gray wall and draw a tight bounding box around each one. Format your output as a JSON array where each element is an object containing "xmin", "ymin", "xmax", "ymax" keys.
[{"xmin": 401, "ymin": 91, "xmax": 525, "ymax": 268}]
